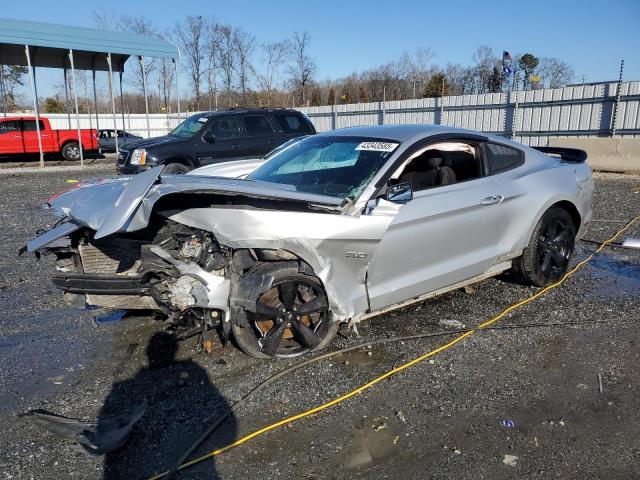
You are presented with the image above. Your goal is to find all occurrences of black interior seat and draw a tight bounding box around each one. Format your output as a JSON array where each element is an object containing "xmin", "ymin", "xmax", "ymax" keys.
[{"xmin": 398, "ymin": 156, "xmax": 456, "ymax": 190}]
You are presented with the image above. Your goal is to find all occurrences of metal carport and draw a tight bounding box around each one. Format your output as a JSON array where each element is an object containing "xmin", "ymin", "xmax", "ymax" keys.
[{"xmin": 0, "ymin": 18, "xmax": 181, "ymax": 167}]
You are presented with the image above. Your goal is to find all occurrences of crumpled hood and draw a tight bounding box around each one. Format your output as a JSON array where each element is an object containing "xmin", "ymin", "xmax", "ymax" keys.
[{"xmin": 46, "ymin": 166, "xmax": 345, "ymax": 238}]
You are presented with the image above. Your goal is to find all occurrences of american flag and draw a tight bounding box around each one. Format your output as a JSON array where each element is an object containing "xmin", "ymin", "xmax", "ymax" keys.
[{"xmin": 502, "ymin": 51, "xmax": 512, "ymax": 76}]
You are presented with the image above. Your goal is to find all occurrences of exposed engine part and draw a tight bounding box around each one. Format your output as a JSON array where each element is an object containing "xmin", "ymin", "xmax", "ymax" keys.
[
  {"xmin": 179, "ymin": 235, "xmax": 204, "ymax": 260},
  {"xmin": 166, "ymin": 275, "xmax": 209, "ymax": 311},
  {"xmin": 150, "ymin": 245, "xmax": 231, "ymax": 315}
]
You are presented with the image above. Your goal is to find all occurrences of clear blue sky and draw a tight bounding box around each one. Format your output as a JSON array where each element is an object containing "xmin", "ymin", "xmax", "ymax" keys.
[{"xmin": 3, "ymin": 0, "xmax": 639, "ymax": 97}]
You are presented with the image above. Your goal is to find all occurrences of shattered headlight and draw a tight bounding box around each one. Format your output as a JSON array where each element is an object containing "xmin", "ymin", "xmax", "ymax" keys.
[{"xmin": 130, "ymin": 148, "xmax": 147, "ymax": 165}]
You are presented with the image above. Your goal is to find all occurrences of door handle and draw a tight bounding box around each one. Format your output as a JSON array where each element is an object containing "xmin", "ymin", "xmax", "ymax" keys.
[
  {"xmin": 14, "ymin": 135, "xmax": 22, "ymax": 138},
  {"xmin": 480, "ymin": 195, "xmax": 504, "ymax": 206},
  {"xmin": 231, "ymin": 144, "xmax": 241, "ymax": 149}
]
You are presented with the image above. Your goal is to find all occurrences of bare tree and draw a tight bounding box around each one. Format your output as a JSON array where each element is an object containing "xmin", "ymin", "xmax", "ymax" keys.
[
  {"xmin": 92, "ymin": 7, "xmax": 117, "ymax": 30},
  {"xmin": 471, "ymin": 46, "xmax": 498, "ymax": 94},
  {"xmin": 411, "ymin": 47, "xmax": 436, "ymax": 96},
  {"xmin": 288, "ymin": 31, "xmax": 316, "ymax": 106},
  {"xmin": 217, "ymin": 24, "xmax": 237, "ymax": 105},
  {"xmin": 537, "ymin": 57, "xmax": 574, "ymax": 89},
  {"xmin": 254, "ymin": 40, "xmax": 291, "ymax": 106},
  {"xmin": 205, "ymin": 19, "xmax": 223, "ymax": 110},
  {"xmin": 119, "ymin": 16, "xmax": 158, "ymax": 97},
  {"xmin": 174, "ymin": 15, "xmax": 206, "ymax": 110},
  {"xmin": 233, "ymin": 28, "xmax": 255, "ymax": 105}
]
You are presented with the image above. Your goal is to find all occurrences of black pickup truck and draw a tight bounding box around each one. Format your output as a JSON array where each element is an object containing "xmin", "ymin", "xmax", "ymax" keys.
[{"xmin": 116, "ymin": 108, "xmax": 315, "ymax": 174}]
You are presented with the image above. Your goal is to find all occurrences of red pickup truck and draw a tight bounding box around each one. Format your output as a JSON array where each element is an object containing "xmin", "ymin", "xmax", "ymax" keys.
[{"xmin": 0, "ymin": 117, "xmax": 98, "ymax": 160}]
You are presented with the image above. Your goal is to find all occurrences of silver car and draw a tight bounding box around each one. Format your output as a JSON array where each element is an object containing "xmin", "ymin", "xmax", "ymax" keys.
[{"xmin": 26, "ymin": 125, "xmax": 594, "ymax": 358}]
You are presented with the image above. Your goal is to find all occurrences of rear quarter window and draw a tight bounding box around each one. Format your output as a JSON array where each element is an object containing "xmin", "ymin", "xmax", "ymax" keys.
[
  {"xmin": 274, "ymin": 113, "xmax": 313, "ymax": 134},
  {"xmin": 243, "ymin": 115, "xmax": 274, "ymax": 136},
  {"xmin": 486, "ymin": 143, "xmax": 524, "ymax": 174}
]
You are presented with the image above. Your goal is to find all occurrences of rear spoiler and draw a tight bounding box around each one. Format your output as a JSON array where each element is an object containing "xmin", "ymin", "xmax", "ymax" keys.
[{"xmin": 533, "ymin": 146, "xmax": 587, "ymax": 163}]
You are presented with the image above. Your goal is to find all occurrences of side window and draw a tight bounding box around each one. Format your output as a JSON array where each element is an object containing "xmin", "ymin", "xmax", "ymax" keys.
[
  {"xmin": 392, "ymin": 141, "xmax": 482, "ymax": 192},
  {"xmin": 22, "ymin": 120, "xmax": 45, "ymax": 131},
  {"xmin": 243, "ymin": 115, "xmax": 274, "ymax": 136},
  {"xmin": 208, "ymin": 117, "xmax": 240, "ymax": 140},
  {"xmin": 486, "ymin": 143, "xmax": 524, "ymax": 174},
  {"xmin": 117, "ymin": 130, "xmax": 125, "ymax": 138},
  {"xmin": 273, "ymin": 113, "xmax": 312, "ymax": 134},
  {"xmin": 0, "ymin": 120, "xmax": 20, "ymax": 134}
]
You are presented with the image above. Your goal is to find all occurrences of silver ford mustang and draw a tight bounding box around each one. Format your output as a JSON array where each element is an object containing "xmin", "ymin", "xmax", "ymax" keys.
[{"xmin": 27, "ymin": 125, "xmax": 594, "ymax": 358}]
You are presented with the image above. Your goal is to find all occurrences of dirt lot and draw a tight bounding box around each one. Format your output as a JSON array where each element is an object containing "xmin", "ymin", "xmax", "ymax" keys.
[{"xmin": 0, "ymin": 167, "xmax": 639, "ymax": 480}]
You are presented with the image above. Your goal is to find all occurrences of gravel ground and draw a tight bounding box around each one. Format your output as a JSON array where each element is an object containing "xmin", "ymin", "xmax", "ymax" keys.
[{"xmin": 0, "ymin": 168, "xmax": 639, "ymax": 480}]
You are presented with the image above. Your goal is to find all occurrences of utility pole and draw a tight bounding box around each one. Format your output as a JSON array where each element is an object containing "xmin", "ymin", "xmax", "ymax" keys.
[{"xmin": 611, "ymin": 59, "xmax": 624, "ymax": 137}]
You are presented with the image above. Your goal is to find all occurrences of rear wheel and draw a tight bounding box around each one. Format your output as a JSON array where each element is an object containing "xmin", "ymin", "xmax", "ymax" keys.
[
  {"xmin": 232, "ymin": 266, "xmax": 338, "ymax": 358},
  {"xmin": 61, "ymin": 142, "xmax": 80, "ymax": 161},
  {"xmin": 512, "ymin": 207, "xmax": 576, "ymax": 287},
  {"xmin": 163, "ymin": 163, "xmax": 190, "ymax": 174}
]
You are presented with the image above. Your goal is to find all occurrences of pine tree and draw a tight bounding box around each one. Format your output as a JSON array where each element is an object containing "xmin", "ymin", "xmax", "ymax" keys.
[
  {"xmin": 489, "ymin": 66, "xmax": 503, "ymax": 93},
  {"xmin": 423, "ymin": 73, "xmax": 450, "ymax": 98},
  {"xmin": 358, "ymin": 86, "xmax": 369, "ymax": 103},
  {"xmin": 328, "ymin": 86, "xmax": 336, "ymax": 105},
  {"xmin": 310, "ymin": 88, "xmax": 322, "ymax": 106}
]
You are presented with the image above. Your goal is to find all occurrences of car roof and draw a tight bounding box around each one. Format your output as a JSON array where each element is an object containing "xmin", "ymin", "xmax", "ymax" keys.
[
  {"xmin": 316, "ymin": 124, "xmax": 493, "ymax": 142},
  {"xmin": 192, "ymin": 108, "xmax": 303, "ymax": 119}
]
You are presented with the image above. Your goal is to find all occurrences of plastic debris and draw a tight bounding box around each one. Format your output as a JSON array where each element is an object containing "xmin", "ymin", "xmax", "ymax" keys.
[
  {"xmin": 203, "ymin": 339, "xmax": 214, "ymax": 354},
  {"xmin": 94, "ymin": 310, "xmax": 127, "ymax": 324},
  {"xmin": 439, "ymin": 319, "xmax": 466, "ymax": 329},
  {"xmin": 395, "ymin": 411, "xmax": 406, "ymax": 423},
  {"xmin": 503, "ymin": 454, "xmax": 519, "ymax": 467},
  {"xmin": 66, "ymin": 179, "xmax": 79, "ymax": 184},
  {"xmin": 500, "ymin": 419, "xmax": 515, "ymax": 428},
  {"xmin": 19, "ymin": 401, "xmax": 146, "ymax": 455}
]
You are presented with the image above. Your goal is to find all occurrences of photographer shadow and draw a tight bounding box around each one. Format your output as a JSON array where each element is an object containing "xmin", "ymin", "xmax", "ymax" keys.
[{"xmin": 101, "ymin": 331, "xmax": 236, "ymax": 479}]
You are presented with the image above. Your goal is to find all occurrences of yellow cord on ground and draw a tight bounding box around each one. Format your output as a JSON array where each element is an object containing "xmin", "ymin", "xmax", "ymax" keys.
[{"xmin": 149, "ymin": 213, "xmax": 640, "ymax": 480}]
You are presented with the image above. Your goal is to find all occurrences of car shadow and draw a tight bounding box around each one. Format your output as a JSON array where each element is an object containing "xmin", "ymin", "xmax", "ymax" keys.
[{"xmin": 100, "ymin": 331, "xmax": 236, "ymax": 479}]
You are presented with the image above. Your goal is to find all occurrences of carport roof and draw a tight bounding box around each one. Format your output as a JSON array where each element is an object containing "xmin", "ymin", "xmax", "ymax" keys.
[{"xmin": 0, "ymin": 18, "xmax": 179, "ymax": 71}]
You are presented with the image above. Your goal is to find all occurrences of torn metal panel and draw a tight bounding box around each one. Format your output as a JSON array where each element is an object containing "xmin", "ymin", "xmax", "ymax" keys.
[
  {"xmin": 167, "ymin": 207, "xmax": 394, "ymax": 320},
  {"xmin": 27, "ymin": 220, "xmax": 82, "ymax": 252}
]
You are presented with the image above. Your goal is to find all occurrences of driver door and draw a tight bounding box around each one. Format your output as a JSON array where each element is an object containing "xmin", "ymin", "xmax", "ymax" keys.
[
  {"xmin": 366, "ymin": 146, "xmax": 507, "ymax": 311},
  {"xmin": 196, "ymin": 116, "xmax": 247, "ymax": 165}
]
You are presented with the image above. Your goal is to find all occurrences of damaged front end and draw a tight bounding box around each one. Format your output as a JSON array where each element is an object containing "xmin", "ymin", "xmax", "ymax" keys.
[
  {"xmin": 42, "ymin": 218, "xmax": 232, "ymax": 335},
  {"xmin": 27, "ymin": 166, "xmax": 368, "ymax": 357}
]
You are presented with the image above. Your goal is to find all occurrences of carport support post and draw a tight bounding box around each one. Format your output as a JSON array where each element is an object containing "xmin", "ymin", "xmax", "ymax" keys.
[
  {"xmin": 0, "ymin": 66, "xmax": 6, "ymax": 117},
  {"xmin": 106, "ymin": 53, "xmax": 119, "ymax": 154},
  {"xmin": 91, "ymin": 69, "xmax": 100, "ymax": 132},
  {"xmin": 25, "ymin": 45, "xmax": 44, "ymax": 168},
  {"xmin": 68, "ymin": 50, "xmax": 84, "ymax": 167},
  {"xmin": 118, "ymin": 66, "xmax": 125, "ymax": 133},
  {"xmin": 63, "ymin": 68, "xmax": 72, "ymax": 129},
  {"xmin": 139, "ymin": 56, "xmax": 151, "ymax": 138},
  {"xmin": 173, "ymin": 57, "xmax": 181, "ymax": 125}
]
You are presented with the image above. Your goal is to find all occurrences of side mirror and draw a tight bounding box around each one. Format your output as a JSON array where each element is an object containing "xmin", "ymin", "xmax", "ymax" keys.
[
  {"xmin": 202, "ymin": 131, "xmax": 216, "ymax": 143},
  {"xmin": 386, "ymin": 182, "xmax": 413, "ymax": 204}
]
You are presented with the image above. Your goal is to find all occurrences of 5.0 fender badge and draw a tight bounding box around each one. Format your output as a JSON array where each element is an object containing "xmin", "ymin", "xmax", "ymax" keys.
[{"xmin": 345, "ymin": 251, "xmax": 368, "ymax": 259}]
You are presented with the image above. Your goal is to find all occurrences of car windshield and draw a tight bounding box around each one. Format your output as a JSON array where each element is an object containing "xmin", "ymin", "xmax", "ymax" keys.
[
  {"xmin": 247, "ymin": 136, "xmax": 400, "ymax": 200},
  {"xmin": 170, "ymin": 115, "xmax": 208, "ymax": 139}
]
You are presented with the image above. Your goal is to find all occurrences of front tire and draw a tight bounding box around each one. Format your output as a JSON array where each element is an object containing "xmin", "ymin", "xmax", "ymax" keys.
[
  {"xmin": 163, "ymin": 163, "xmax": 190, "ymax": 174},
  {"xmin": 232, "ymin": 265, "xmax": 339, "ymax": 359},
  {"xmin": 512, "ymin": 207, "xmax": 576, "ymax": 287},
  {"xmin": 61, "ymin": 142, "xmax": 80, "ymax": 161}
]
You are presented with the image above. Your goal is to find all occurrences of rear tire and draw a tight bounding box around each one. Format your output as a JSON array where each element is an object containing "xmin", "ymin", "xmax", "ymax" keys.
[
  {"xmin": 61, "ymin": 142, "xmax": 80, "ymax": 161},
  {"xmin": 511, "ymin": 207, "xmax": 576, "ymax": 287},
  {"xmin": 163, "ymin": 163, "xmax": 190, "ymax": 174}
]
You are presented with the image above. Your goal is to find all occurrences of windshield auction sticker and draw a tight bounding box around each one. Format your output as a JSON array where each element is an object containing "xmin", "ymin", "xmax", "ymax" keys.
[{"xmin": 355, "ymin": 141, "xmax": 399, "ymax": 152}]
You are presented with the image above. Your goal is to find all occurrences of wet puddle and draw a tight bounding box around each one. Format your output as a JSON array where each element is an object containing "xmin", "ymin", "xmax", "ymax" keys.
[
  {"xmin": 0, "ymin": 308, "xmax": 109, "ymax": 414},
  {"xmin": 343, "ymin": 415, "xmax": 404, "ymax": 470},
  {"xmin": 584, "ymin": 252, "xmax": 640, "ymax": 298}
]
